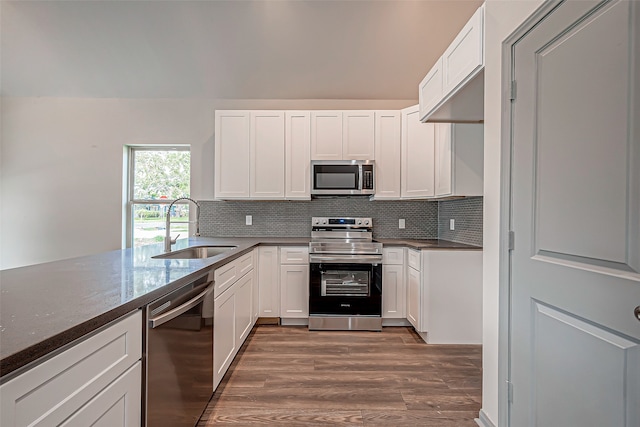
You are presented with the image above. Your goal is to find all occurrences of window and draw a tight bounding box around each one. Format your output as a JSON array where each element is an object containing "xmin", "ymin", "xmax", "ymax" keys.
[{"xmin": 126, "ymin": 147, "xmax": 191, "ymax": 248}]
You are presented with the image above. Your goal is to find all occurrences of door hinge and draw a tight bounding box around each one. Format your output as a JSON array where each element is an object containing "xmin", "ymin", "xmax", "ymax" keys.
[
  {"xmin": 510, "ymin": 80, "xmax": 517, "ymax": 101},
  {"xmin": 507, "ymin": 380, "xmax": 514, "ymax": 403},
  {"xmin": 508, "ymin": 231, "xmax": 515, "ymax": 251}
]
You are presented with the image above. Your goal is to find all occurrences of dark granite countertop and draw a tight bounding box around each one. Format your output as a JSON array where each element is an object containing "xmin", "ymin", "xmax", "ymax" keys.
[
  {"xmin": 375, "ymin": 238, "xmax": 482, "ymax": 250},
  {"xmin": 0, "ymin": 235, "xmax": 477, "ymax": 380}
]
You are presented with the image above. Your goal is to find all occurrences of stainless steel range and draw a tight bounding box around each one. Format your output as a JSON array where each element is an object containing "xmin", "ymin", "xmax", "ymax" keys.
[{"xmin": 308, "ymin": 217, "xmax": 383, "ymax": 331}]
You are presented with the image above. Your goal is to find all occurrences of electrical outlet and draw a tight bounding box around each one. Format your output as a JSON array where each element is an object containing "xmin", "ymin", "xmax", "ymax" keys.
[
  {"xmin": 246, "ymin": 215, "xmax": 252, "ymax": 225},
  {"xmin": 399, "ymin": 219, "xmax": 406, "ymax": 229},
  {"xmin": 449, "ymin": 219, "xmax": 455, "ymax": 230}
]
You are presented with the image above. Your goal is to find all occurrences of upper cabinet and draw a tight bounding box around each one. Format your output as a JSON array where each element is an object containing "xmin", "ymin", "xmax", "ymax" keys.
[
  {"xmin": 215, "ymin": 111, "xmax": 251, "ymax": 199},
  {"xmin": 419, "ymin": 4, "xmax": 485, "ymax": 123},
  {"xmin": 311, "ymin": 111, "xmax": 375, "ymax": 160},
  {"xmin": 250, "ymin": 111, "xmax": 286, "ymax": 199},
  {"xmin": 401, "ymin": 105, "xmax": 435, "ymax": 199},
  {"xmin": 285, "ymin": 111, "xmax": 311, "ymax": 200},
  {"xmin": 434, "ymin": 123, "xmax": 484, "ymax": 198},
  {"xmin": 373, "ymin": 111, "xmax": 402, "ymax": 199}
]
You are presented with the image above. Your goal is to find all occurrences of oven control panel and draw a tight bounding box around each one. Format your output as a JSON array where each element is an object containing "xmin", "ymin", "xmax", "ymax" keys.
[{"xmin": 312, "ymin": 217, "xmax": 372, "ymax": 227}]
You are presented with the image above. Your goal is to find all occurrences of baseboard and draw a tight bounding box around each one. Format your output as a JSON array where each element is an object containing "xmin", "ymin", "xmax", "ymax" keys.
[
  {"xmin": 256, "ymin": 317, "xmax": 280, "ymax": 325},
  {"xmin": 475, "ymin": 409, "xmax": 497, "ymax": 427},
  {"xmin": 381, "ymin": 318, "xmax": 411, "ymax": 327},
  {"xmin": 280, "ymin": 318, "xmax": 309, "ymax": 326}
]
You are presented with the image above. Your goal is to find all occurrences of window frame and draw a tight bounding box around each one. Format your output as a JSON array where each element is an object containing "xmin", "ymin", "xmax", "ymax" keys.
[{"xmin": 124, "ymin": 145, "xmax": 191, "ymax": 249}]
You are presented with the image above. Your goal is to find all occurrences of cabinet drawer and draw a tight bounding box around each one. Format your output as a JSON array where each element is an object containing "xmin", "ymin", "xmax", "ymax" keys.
[
  {"xmin": 382, "ymin": 247, "xmax": 405, "ymax": 265},
  {"xmin": 280, "ymin": 246, "xmax": 309, "ymax": 264},
  {"xmin": 407, "ymin": 249, "xmax": 421, "ymax": 271},
  {"xmin": 214, "ymin": 251, "xmax": 255, "ymax": 297},
  {"xmin": 0, "ymin": 311, "xmax": 142, "ymax": 427}
]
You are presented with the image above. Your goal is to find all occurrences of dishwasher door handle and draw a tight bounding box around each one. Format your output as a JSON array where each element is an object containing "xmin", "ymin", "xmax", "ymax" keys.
[{"xmin": 149, "ymin": 282, "xmax": 213, "ymax": 329}]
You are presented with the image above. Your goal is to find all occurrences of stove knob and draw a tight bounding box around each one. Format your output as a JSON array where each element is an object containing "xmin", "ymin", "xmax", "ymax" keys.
[
  {"xmin": 321, "ymin": 219, "xmax": 327, "ymax": 225},
  {"xmin": 314, "ymin": 219, "xmax": 320, "ymax": 225},
  {"xmin": 364, "ymin": 220, "xmax": 370, "ymax": 226},
  {"xmin": 357, "ymin": 220, "xmax": 362, "ymax": 225}
]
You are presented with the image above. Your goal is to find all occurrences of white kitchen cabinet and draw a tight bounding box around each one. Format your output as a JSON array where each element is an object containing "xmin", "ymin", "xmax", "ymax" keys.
[
  {"xmin": 373, "ymin": 111, "xmax": 401, "ymax": 199},
  {"xmin": 406, "ymin": 256, "xmax": 421, "ymax": 330},
  {"xmin": 401, "ymin": 105, "xmax": 435, "ymax": 198},
  {"xmin": 421, "ymin": 250, "xmax": 482, "ymax": 344},
  {"xmin": 0, "ymin": 311, "xmax": 142, "ymax": 427},
  {"xmin": 342, "ymin": 111, "xmax": 375, "ymax": 160},
  {"xmin": 215, "ymin": 110, "xmax": 251, "ymax": 199},
  {"xmin": 258, "ymin": 246, "xmax": 280, "ymax": 317},
  {"xmin": 382, "ymin": 248, "xmax": 405, "ymax": 319},
  {"xmin": 311, "ymin": 111, "xmax": 343, "ymax": 160},
  {"xmin": 434, "ymin": 123, "xmax": 483, "ymax": 198},
  {"xmin": 250, "ymin": 111, "xmax": 285, "ymax": 199},
  {"xmin": 279, "ymin": 246, "xmax": 309, "ymax": 320},
  {"xmin": 285, "ymin": 111, "xmax": 311, "ymax": 200},
  {"xmin": 213, "ymin": 250, "xmax": 256, "ymax": 390},
  {"xmin": 419, "ymin": 4, "xmax": 485, "ymax": 123},
  {"xmin": 252, "ymin": 248, "xmax": 260, "ymax": 323}
]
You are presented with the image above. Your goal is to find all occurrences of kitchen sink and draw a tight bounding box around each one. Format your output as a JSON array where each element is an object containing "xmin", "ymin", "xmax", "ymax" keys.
[{"xmin": 153, "ymin": 245, "xmax": 237, "ymax": 260}]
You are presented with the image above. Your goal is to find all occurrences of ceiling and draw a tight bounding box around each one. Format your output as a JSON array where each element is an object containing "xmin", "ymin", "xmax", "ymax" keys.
[{"xmin": 1, "ymin": 0, "xmax": 483, "ymax": 100}]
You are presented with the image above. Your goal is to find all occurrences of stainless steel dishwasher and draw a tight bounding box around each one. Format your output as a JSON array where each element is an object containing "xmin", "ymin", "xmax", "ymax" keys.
[{"xmin": 146, "ymin": 273, "xmax": 214, "ymax": 427}]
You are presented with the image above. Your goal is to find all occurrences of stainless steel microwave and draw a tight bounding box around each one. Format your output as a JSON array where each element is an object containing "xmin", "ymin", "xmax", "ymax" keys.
[{"xmin": 311, "ymin": 160, "xmax": 374, "ymax": 196}]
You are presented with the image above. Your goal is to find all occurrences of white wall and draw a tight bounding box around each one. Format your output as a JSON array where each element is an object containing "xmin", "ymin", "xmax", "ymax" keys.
[
  {"xmin": 482, "ymin": 1, "xmax": 544, "ymax": 426},
  {"xmin": 0, "ymin": 97, "xmax": 413, "ymax": 269}
]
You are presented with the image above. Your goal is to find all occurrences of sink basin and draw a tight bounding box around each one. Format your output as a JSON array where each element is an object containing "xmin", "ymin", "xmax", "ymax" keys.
[{"xmin": 153, "ymin": 245, "xmax": 237, "ymax": 260}]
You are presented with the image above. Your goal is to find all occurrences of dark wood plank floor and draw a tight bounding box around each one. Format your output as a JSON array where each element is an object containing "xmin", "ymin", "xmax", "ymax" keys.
[{"xmin": 198, "ymin": 325, "xmax": 481, "ymax": 426}]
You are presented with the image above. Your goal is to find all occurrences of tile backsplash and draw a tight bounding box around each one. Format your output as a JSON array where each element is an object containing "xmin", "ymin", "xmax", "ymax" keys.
[
  {"xmin": 199, "ymin": 197, "xmax": 483, "ymax": 246},
  {"xmin": 437, "ymin": 197, "xmax": 483, "ymax": 246}
]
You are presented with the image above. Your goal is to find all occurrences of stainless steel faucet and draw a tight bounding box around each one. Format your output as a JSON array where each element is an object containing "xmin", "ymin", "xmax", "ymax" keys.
[{"xmin": 165, "ymin": 197, "xmax": 200, "ymax": 252}]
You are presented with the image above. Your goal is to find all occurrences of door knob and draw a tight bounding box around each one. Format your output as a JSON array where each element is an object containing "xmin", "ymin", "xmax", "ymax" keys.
[{"xmin": 635, "ymin": 306, "xmax": 640, "ymax": 322}]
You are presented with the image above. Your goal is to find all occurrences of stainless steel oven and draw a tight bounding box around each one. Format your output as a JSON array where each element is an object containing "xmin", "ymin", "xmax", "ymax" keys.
[{"xmin": 308, "ymin": 217, "xmax": 383, "ymax": 331}]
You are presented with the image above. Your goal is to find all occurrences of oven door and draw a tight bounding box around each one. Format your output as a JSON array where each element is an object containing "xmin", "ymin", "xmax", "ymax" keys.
[{"xmin": 309, "ymin": 262, "xmax": 382, "ymax": 316}]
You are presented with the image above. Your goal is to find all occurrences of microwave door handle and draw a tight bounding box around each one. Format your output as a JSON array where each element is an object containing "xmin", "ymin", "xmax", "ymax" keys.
[{"xmin": 358, "ymin": 165, "xmax": 363, "ymax": 191}]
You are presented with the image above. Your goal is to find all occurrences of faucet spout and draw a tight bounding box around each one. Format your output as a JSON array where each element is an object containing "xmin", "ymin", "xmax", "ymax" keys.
[{"xmin": 164, "ymin": 197, "xmax": 201, "ymax": 252}]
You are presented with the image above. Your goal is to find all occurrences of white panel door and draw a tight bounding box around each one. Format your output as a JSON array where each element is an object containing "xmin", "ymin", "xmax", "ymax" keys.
[
  {"xmin": 250, "ymin": 111, "xmax": 285, "ymax": 199},
  {"xmin": 235, "ymin": 272, "xmax": 254, "ymax": 344},
  {"xmin": 258, "ymin": 246, "xmax": 280, "ymax": 317},
  {"xmin": 342, "ymin": 111, "xmax": 375, "ymax": 160},
  {"xmin": 310, "ymin": 111, "xmax": 342, "ymax": 160},
  {"xmin": 285, "ymin": 111, "xmax": 311, "ymax": 200},
  {"xmin": 401, "ymin": 105, "xmax": 435, "ymax": 198},
  {"xmin": 434, "ymin": 123, "xmax": 452, "ymax": 197},
  {"xmin": 406, "ymin": 266, "xmax": 420, "ymax": 329},
  {"xmin": 374, "ymin": 111, "xmax": 401, "ymax": 199},
  {"xmin": 214, "ymin": 288, "xmax": 236, "ymax": 390},
  {"xmin": 510, "ymin": 1, "xmax": 640, "ymax": 426},
  {"xmin": 280, "ymin": 264, "xmax": 309, "ymax": 318},
  {"xmin": 215, "ymin": 111, "xmax": 250, "ymax": 199}
]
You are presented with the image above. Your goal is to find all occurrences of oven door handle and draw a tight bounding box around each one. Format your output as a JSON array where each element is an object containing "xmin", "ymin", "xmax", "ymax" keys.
[
  {"xmin": 149, "ymin": 282, "xmax": 213, "ymax": 329},
  {"xmin": 309, "ymin": 254, "xmax": 383, "ymax": 264}
]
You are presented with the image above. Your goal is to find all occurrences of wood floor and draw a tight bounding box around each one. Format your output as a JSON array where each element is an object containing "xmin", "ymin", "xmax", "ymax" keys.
[{"xmin": 198, "ymin": 325, "xmax": 482, "ymax": 426}]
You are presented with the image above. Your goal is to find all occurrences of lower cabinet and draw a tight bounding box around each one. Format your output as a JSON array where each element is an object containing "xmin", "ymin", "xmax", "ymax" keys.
[
  {"xmin": 213, "ymin": 251, "xmax": 256, "ymax": 390},
  {"xmin": 406, "ymin": 264, "xmax": 421, "ymax": 329},
  {"xmin": 382, "ymin": 247, "xmax": 406, "ymax": 319},
  {"xmin": 279, "ymin": 246, "xmax": 310, "ymax": 320},
  {"xmin": 258, "ymin": 246, "xmax": 280, "ymax": 317},
  {"xmin": 0, "ymin": 311, "xmax": 142, "ymax": 427}
]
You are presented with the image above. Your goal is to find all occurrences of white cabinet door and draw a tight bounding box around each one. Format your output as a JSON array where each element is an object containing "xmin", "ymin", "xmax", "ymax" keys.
[
  {"xmin": 235, "ymin": 272, "xmax": 254, "ymax": 344},
  {"xmin": 342, "ymin": 111, "xmax": 375, "ymax": 160},
  {"xmin": 434, "ymin": 123, "xmax": 484, "ymax": 198},
  {"xmin": 441, "ymin": 4, "xmax": 484, "ymax": 95},
  {"xmin": 252, "ymin": 248, "xmax": 260, "ymax": 323},
  {"xmin": 285, "ymin": 111, "xmax": 311, "ymax": 200},
  {"xmin": 280, "ymin": 264, "xmax": 309, "ymax": 318},
  {"xmin": 215, "ymin": 111, "xmax": 251, "ymax": 199},
  {"xmin": 401, "ymin": 105, "xmax": 435, "ymax": 198},
  {"xmin": 60, "ymin": 363, "xmax": 141, "ymax": 427},
  {"xmin": 250, "ymin": 111, "xmax": 285, "ymax": 199},
  {"xmin": 418, "ymin": 58, "xmax": 444, "ymax": 120},
  {"xmin": 406, "ymin": 266, "xmax": 420, "ymax": 330},
  {"xmin": 258, "ymin": 246, "xmax": 280, "ymax": 317},
  {"xmin": 310, "ymin": 111, "xmax": 342, "ymax": 160},
  {"xmin": 373, "ymin": 111, "xmax": 401, "ymax": 199},
  {"xmin": 434, "ymin": 123, "xmax": 453, "ymax": 197},
  {"xmin": 382, "ymin": 264, "xmax": 405, "ymax": 319},
  {"xmin": 214, "ymin": 288, "xmax": 236, "ymax": 390}
]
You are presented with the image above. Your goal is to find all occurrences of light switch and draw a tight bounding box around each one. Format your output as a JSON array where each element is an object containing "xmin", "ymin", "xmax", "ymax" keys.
[
  {"xmin": 449, "ymin": 219, "xmax": 455, "ymax": 230},
  {"xmin": 246, "ymin": 215, "xmax": 252, "ymax": 225},
  {"xmin": 399, "ymin": 219, "xmax": 406, "ymax": 229}
]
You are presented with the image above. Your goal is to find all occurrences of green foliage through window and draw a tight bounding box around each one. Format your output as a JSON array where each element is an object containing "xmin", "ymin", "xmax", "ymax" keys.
[{"xmin": 133, "ymin": 150, "xmax": 190, "ymax": 200}]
